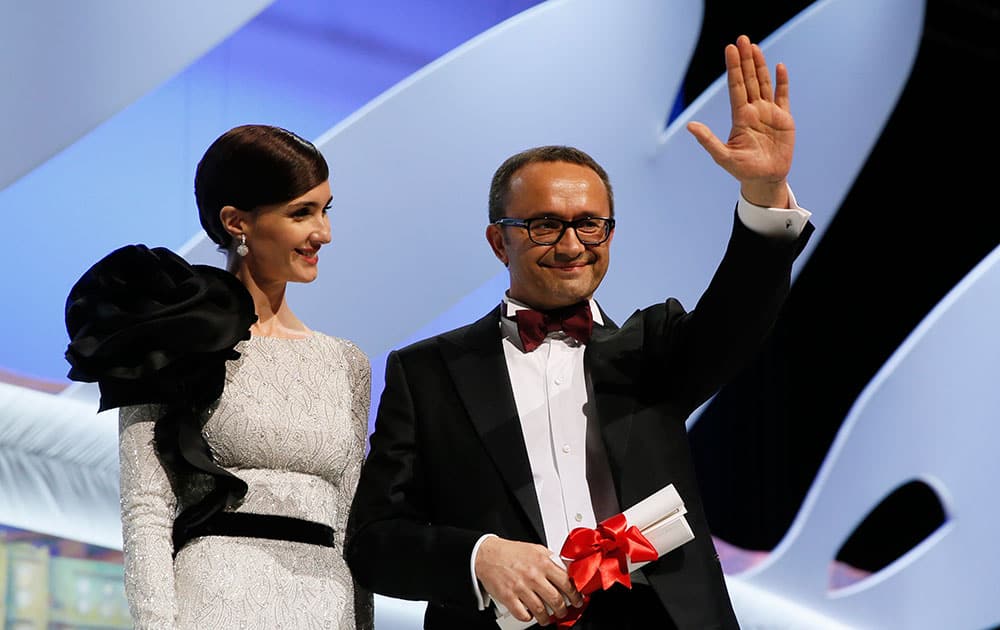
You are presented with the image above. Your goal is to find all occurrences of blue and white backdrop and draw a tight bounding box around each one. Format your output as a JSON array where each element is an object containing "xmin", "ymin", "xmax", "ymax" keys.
[{"xmin": 1, "ymin": 1, "xmax": 997, "ymax": 628}]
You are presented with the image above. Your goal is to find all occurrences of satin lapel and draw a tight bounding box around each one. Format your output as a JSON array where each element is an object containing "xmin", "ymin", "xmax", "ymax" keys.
[
  {"xmin": 439, "ymin": 307, "xmax": 546, "ymax": 544},
  {"xmin": 586, "ymin": 304, "xmax": 642, "ymax": 491}
]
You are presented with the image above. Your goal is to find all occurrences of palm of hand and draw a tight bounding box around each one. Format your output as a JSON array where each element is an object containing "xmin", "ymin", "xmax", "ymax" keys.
[{"xmin": 725, "ymin": 97, "xmax": 795, "ymax": 185}]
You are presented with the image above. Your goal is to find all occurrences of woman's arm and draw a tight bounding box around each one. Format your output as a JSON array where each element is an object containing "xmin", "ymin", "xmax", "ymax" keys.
[{"xmin": 118, "ymin": 404, "xmax": 179, "ymax": 628}]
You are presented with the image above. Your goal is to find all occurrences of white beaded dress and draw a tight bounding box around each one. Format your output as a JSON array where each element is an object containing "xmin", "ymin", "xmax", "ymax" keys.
[{"xmin": 118, "ymin": 332, "xmax": 373, "ymax": 629}]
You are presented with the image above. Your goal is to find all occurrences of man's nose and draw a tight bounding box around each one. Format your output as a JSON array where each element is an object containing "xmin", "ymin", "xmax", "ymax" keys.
[{"xmin": 553, "ymin": 225, "xmax": 585, "ymax": 256}]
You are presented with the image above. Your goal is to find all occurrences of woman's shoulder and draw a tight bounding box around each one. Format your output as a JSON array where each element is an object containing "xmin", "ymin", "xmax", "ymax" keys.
[{"xmin": 306, "ymin": 331, "xmax": 370, "ymax": 365}]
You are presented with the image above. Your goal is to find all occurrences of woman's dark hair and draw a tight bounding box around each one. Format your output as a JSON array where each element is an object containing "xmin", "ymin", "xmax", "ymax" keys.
[
  {"xmin": 488, "ymin": 145, "xmax": 614, "ymax": 223},
  {"xmin": 195, "ymin": 124, "xmax": 329, "ymax": 248}
]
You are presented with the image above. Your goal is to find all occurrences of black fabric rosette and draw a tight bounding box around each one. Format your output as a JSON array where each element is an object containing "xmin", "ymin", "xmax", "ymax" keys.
[{"xmin": 65, "ymin": 244, "xmax": 257, "ymax": 552}]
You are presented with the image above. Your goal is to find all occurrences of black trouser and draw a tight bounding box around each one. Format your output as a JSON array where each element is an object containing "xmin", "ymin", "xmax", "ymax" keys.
[{"xmin": 574, "ymin": 583, "xmax": 678, "ymax": 630}]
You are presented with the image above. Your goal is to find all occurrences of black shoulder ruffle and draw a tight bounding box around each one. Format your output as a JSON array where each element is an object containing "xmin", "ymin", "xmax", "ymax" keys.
[
  {"xmin": 64, "ymin": 244, "xmax": 258, "ymax": 550},
  {"xmin": 65, "ymin": 244, "xmax": 255, "ymax": 410}
]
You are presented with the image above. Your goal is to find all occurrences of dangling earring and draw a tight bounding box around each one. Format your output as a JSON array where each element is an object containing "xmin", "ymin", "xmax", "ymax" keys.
[{"xmin": 236, "ymin": 234, "xmax": 249, "ymax": 257}]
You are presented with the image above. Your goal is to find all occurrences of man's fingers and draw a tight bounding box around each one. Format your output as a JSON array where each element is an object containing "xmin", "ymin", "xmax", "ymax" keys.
[
  {"xmin": 533, "ymin": 569, "xmax": 574, "ymax": 621},
  {"xmin": 724, "ymin": 42, "xmax": 745, "ymax": 114},
  {"xmin": 518, "ymin": 591, "xmax": 553, "ymax": 626},
  {"xmin": 686, "ymin": 120, "xmax": 713, "ymax": 145},
  {"xmin": 753, "ymin": 43, "xmax": 774, "ymax": 102},
  {"xmin": 543, "ymin": 563, "xmax": 583, "ymax": 611},
  {"xmin": 686, "ymin": 121, "xmax": 727, "ymax": 166},
  {"xmin": 500, "ymin": 584, "xmax": 547, "ymax": 624},
  {"xmin": 508, "ymin": 598, "xmax": 540, "ymax": 624},
  {"xmin": 518, "ymin": 579, "xmax": 566, "ymax": 625},
  {"xmin": 511, "ymin": 554, "xmax": 579, "ymax": 623},
  {"xmin": 774, "ymin": 62, "xmax": 790, "ymax": 111},
  {"xmin": 737, "ymin": 35, "xmax": 761, "ymax": 102},
  {"xmin": 541, "ymin": 591, "xmax": 568, "ymax": 620}
]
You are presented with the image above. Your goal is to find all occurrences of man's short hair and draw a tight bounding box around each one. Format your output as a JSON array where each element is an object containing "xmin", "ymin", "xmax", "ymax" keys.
[{"xmin": 488, "ymin": 145, "xmax": 614, "ymax": 223}]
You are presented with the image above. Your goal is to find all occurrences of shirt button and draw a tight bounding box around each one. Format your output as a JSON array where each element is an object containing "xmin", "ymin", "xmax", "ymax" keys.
[
  {"xmin": 554, "ymin": 377, "xmax": 563, "ymax": 385},
  {"xmin": 574, "ymin": 513, "xmax": 583, "ymax": 522},
  {"xmin": 562, "ymin": 444, "xmax": 571, "ymax": 454}
]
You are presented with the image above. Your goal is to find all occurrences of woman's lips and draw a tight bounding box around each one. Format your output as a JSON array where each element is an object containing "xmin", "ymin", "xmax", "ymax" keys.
[{"xmin": 296, "ymin": 249, "xmax": 319, "ymax": 264}]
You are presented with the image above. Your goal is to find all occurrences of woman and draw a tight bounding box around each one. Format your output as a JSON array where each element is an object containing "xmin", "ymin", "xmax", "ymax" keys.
[{"xmin": 65, "ymin": 125, "xmax": 373, "ymax": 628}]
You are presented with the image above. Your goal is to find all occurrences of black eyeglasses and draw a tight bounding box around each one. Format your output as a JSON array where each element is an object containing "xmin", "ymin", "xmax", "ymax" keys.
[{"xmin": 493, "ymin": 216, "xmax": 615, "ymax": 245}]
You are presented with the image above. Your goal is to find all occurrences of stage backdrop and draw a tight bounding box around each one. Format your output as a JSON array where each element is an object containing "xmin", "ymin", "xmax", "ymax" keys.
[{"xmin": 1, "ymin": 1, "xmax": 997, "ymax": 628}]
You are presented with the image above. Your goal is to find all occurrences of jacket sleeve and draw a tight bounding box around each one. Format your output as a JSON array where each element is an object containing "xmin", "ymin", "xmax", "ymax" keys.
[
  {"xmin": 344, "ymin": 349, "xmax": 484, "ymax": 611},
  {"xmin": 340, "ymin": 342, "xmax": 375, "ymax": 630},
  {"xmin": 645, "ymin": 212, "xmax": 814, "ymax": 412}
]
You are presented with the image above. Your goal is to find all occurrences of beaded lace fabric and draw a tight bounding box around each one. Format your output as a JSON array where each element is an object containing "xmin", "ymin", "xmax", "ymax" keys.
[{"xmin": 118, "ymin": 333, "xmax": 374, "ymax": 629}]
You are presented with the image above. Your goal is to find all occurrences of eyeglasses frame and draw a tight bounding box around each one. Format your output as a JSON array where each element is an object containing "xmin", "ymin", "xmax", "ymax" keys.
[{"xmin": 492, "ymin": 216, "xmax": 615, "ymax": 246}]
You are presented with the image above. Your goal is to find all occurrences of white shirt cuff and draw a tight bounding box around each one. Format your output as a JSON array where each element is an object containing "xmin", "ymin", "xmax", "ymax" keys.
[
  {"xmin": 736, "ymin": 184, "xmax": 811, "ymax": 239},
  {"xmin": 471, "ymin": 533, "xmax": 498, "ymax": 610}
]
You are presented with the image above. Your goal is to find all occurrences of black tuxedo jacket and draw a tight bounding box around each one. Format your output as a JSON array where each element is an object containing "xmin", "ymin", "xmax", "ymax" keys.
[{"xmin": 346, "ymin": 216, "xmax": 813, "ymax": 629}]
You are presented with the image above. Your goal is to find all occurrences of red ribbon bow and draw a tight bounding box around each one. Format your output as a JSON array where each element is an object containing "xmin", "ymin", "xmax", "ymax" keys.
[{"xmin": 554, "ymin": 513, "xmax": 659, "ymax": 627}]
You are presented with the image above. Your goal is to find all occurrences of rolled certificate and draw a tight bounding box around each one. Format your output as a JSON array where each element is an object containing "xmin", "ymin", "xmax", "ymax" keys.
[
  {"xmin": 494, "ymin": 484, "xmax": 694, "ymax": 630},
  {"xmin": 620, "ymin": 483, "xmax": 694, "ymax": 572}
]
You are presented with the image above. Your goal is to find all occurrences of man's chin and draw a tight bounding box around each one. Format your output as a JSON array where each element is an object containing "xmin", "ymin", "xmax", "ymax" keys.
[{"xmin": 546, "ymin": 287, "xmax": 595, "ymax": 308}]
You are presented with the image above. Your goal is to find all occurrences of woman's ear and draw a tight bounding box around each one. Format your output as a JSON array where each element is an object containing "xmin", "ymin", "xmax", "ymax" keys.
[{"xmin": 219, "ymin": 205, "xmax": 248, "ymax": 239}]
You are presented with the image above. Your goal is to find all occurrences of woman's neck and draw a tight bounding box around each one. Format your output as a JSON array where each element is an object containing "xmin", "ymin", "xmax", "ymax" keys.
[{"xmin": 237, "ymin": 268, "xmax": 309, "ymax": 338}]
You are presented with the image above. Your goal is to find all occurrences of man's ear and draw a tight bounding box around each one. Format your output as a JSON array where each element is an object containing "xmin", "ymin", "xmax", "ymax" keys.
[
  {"xmin": 486, "ymin": 224, "xmax": 509, "ymax": 267},
  {"xmin": 219, "ymin": 205, "xmax": 249, "ymax": 239}
]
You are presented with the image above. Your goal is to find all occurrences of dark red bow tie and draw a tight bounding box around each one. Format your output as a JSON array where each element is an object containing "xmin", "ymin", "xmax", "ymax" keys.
[{"xmin": 511, "ymin": 301, "xmax": 593, "ymax": 352}]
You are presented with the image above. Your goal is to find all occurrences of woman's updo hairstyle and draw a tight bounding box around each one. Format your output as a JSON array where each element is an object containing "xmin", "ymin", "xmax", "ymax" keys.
[{"xmin": 195, "ymin": 124, "xmax": 329, "ymax": 249}]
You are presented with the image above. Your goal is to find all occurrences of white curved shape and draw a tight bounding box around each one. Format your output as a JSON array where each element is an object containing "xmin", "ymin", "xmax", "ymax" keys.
[
  {"xmin": 189, "ymin": 0, "xmax": 920, "ymax": 363},
  {"xmin": 0, "ymin": 0, "xmax": 273, "ymax": 191},
  {"xmin": 732, "ymin": 243, "xmax": 1000, "ymax": 629},
  {"xmin": 373, "ymin": 594, "xmax": 427, "ymax": 629},
  {"xmin": 183, "ymin": 0, "xmax": 705, "ymax": 355},
  {"xmin": 0, "ymin": 382, "xmax": 121, "ymax": 548},
  {"xmin": 726, "ymin": 578, "xmax": 854, "ymax": 630}
]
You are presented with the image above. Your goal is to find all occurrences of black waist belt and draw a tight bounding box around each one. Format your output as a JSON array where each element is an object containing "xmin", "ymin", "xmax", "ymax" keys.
[{"xmin": 178, "ymin": 512, "xmax": 336, "ymax": 550}]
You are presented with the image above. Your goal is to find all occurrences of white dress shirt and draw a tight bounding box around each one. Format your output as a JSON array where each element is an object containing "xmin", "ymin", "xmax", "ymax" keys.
[{"xmin": 501, "ymin": 295, "xmax": 605, "ymax": 547}]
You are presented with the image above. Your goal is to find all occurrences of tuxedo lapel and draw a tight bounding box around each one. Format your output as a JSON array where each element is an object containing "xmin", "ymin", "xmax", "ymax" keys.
[
  {"xmin": 439, "ymin": 306, "xmax": 546, "ymax": 544},
  {"xmin": 586, "ymin": 305, "xmax": 641, "ymax": 494}
]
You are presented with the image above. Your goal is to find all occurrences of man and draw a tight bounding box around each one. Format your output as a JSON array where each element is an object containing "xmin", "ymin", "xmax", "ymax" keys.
[{"xmin": 346, "ymin": 35, "xmax": 813, "ymax": 629}]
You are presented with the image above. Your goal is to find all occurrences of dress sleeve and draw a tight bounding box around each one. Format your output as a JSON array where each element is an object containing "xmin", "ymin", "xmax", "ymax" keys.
[
  {"xmin": 118, "ymin": 404, "xmax": 178, "ymax": 628},
  {"xmin": 342, "ymin": 342, "xmax": 375, "ymax": 630}
]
